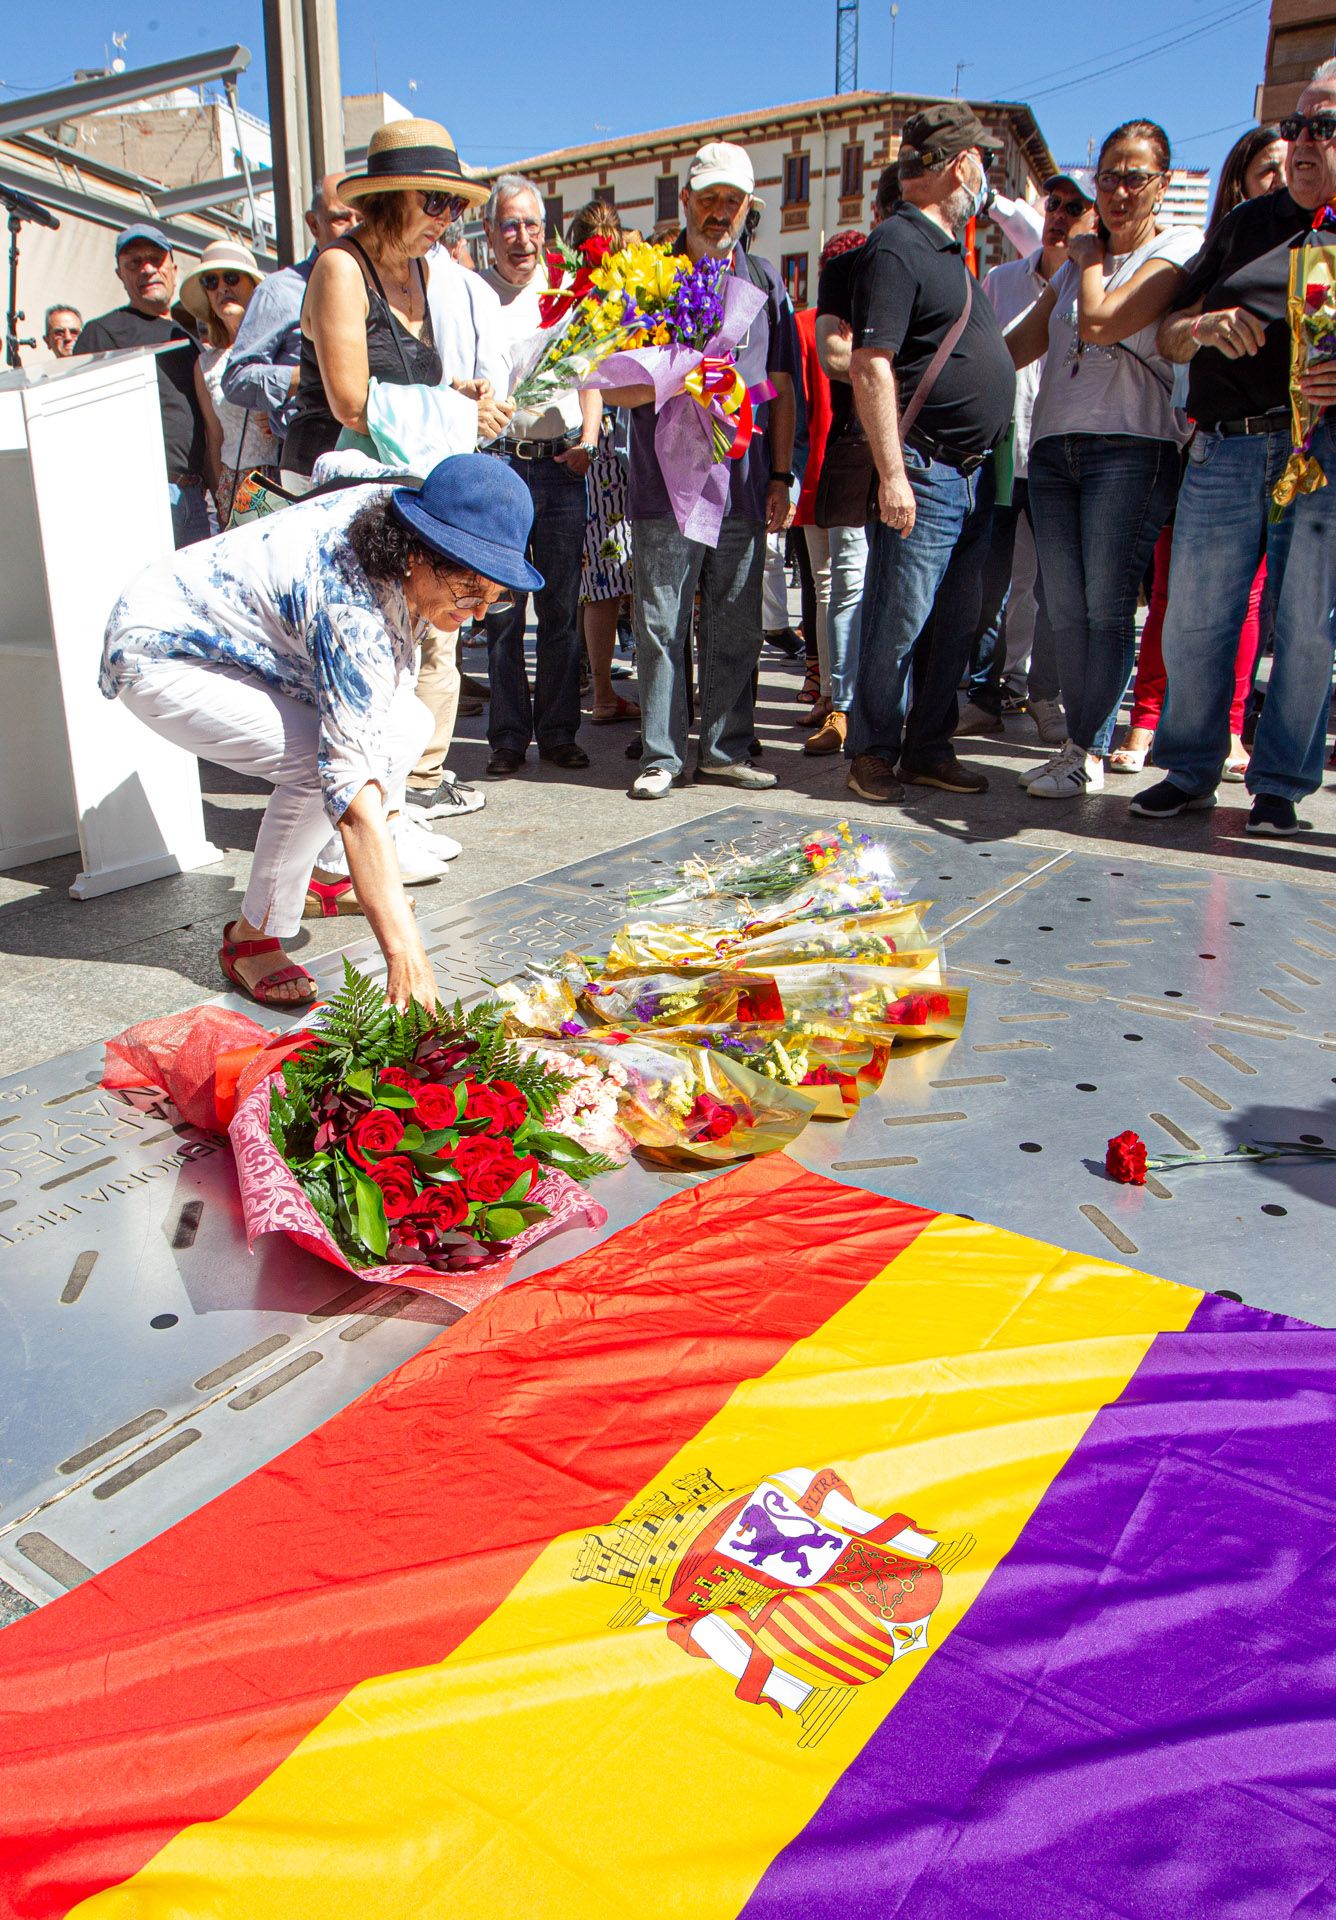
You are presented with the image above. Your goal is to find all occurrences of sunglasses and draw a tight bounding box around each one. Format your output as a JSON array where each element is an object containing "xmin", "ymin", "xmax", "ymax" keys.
[
  {"xmin": 47, "ymin": 325, "xmax": 80, "ymax": 337},
  {"xmin": 1094, "ymin": 168, "xmax": 1164, "ymax": 194},
  {"xmin": 1044, "ymin": 192, "xmax": 1089, "ymax": 217},
  {"xmin": 420, "ymin": 190, "xmax": 469, "ymax": 220},
  {"xmin": 200, "ymin": 271, "xmax": 248, "ymax": 291},
  {"xmin": 1279, "ymin": 111, "xmax": 1336, "ymax": 143}
]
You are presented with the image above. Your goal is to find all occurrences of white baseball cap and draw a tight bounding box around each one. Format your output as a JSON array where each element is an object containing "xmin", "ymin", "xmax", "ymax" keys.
[
  {"xmin": 687, "ymin": 140, "xmax": 755, "ymax": 196},
  {"xmin": 1044, "ymin": 167, "xmax": 1098, "ymax": 203}
]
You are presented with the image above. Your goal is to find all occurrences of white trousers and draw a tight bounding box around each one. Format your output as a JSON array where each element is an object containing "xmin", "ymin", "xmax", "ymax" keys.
[
  {"xmin": 119, "ymin": 656, "xmax": 432, "ymax": 939},
  {"xmin": 762, "ymin": 532, "xmax": 790, "ymax": 632}
]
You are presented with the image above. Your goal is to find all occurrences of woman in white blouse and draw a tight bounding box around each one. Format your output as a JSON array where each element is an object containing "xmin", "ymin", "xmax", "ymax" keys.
[
  {"xmin": 182, "ymin": 240, "xmax": 274, "ymax": 522},
  {"xmin": 101, "ymin": 456, "xmax": 541, "ymax": 1011},
  {"xmin": 1005, "ymin": 120, "xmax": 1199, "ymax": 800}
]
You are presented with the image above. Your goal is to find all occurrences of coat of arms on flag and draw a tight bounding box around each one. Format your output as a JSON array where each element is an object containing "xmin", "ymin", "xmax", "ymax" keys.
[{"xmin": 574, "ymin": 1464, "xmax": 975, "ymax": 1743}]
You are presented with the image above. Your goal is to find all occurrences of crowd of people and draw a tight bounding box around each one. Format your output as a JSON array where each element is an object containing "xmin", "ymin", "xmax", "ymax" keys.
[{"xmin": 76, "ymin": 71, "xmax": 1335, "ymax": 1009}]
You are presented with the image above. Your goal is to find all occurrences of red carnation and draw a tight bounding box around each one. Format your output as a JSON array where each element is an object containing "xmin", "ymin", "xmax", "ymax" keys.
[
  {"xmin": 463, "ymin": 1077, "xmax": 528, "ymax": 1135},
  {"xmin": 687, "ymin": 1092, "xmax": 740, "ymax": 1141},
  {"xmin": 412, "ymin": 1082, "xmax": 459, "ymax": 1130},
  {"xmin": 366, "ymin": 1154, "xmax": 419, "ymax": 1219},
  {"xmin": 1306, "ymin": 280, "xmax": 1327, "ymax": 311},
  {"xmin": 884, "ymin": 991, "xmax": 950, "ymax": 1028},
  {"xmin": 736, "ymin": 979, "xmax": 785, "ymax": 1023},
  {"xmin": 345, "ymin": 1108, "xmax": 405, "ymax": 1168},
  {"xmin": 1105, "ymin": 1130, "xmax": 1148, "ymax": 1186},
  {"xmin": 452, "ymin": 1134, "xmax": 539, "ymax": 1203}
]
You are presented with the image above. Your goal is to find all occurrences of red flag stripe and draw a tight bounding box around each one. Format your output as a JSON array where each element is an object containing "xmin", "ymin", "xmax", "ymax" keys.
[{"xmin": 0, "ymin": 1156, "xmax": 935, "ymax": 1918}]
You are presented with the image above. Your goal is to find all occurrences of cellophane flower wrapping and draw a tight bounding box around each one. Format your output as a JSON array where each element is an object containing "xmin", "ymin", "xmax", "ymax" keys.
[
  {"xmin": 1272, "ymin": 233, "xmax": 1336, "ymax": 516},
  {"xmin": 624, "ymin": 826, "xmax": 901, "ymax": 922},
  {"xmin": 581, "ymin": 271, "xmax": 768, "ymax": 546},
  {"xmin": 102, "ymin": 1005, "xmax": 272, "ymax": 1132},
  {"xmin": 228, "ymin": 1075, "xmax": 607, "ymax": 1308},
  {"xmin": 601, "ymin": 903, "xmax": 935, "ymax": 976}
]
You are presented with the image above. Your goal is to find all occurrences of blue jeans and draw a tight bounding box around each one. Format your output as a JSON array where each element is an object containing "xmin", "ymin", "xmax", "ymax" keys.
[
  {"xmin": 828, "ymin": 524, "xmax": 867, "ymax": 710},
  {"xmin": 967, "ymin": 479, "xmax": 1058, "ymax": 710},
  {"xmin": 168, "ymin": 481, "xmax": 211, "ymax": 548},
  {"xmin": 633, "ymin": 514, "xmax": 765, "ymax": 776},
  {"xmin": 846, "ymin": 444, "xmax": 979, "ymax": 764},
  {"xmin": 1154, "ymin": 418, "xmax": 1336, "ymax": 801},
  {"xmin": 485, "ymin": 455, "xmax": 587, "ymax": 753},
  {"xmin": 1028, "ymin": 433, "xmax": 1181, "ymax": 754}
]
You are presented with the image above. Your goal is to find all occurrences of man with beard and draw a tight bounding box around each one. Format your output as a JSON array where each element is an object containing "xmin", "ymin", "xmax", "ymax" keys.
[
  {"xmin": 617, "ymin": 141, "xmax": 799, "ymax": 800},
  {"xmin": 844, "ymin": 102, "xmax": 1016, "ymax": 804}
]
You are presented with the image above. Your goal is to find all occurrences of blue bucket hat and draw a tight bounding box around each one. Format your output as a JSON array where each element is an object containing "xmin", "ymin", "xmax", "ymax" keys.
[{"xmin": 390, "ymin": 454, "xmax": 543, "ymax": 593}]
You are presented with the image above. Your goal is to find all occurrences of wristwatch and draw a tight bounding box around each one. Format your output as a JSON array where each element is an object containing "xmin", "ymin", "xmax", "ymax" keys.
[
  {"xmin": 577, "ymin": 441, "xmax": 598, "ymax": 458},
  {"xmin": 770, "ymin": 469, "xmax": 795, "ymax": 486}
]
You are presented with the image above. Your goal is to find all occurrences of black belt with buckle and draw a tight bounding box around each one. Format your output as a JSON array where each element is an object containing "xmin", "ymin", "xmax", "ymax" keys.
[
  {"xmin": 907, "ymin": 429, "xmax": 985, "ymax": 476},
  {"xmin": 496, "ymin": 429, "xmax": 580, "ymax": 461},
  {"xmin": 1214, "ymin": 409, "xmax": 1291, "ymax": 438}
]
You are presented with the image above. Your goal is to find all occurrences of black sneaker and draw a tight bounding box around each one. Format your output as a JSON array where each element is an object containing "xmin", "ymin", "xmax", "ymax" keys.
[
  {"xmin": 763, "ymin": 626, "xmax": 804, "ymax": 658},
  {"xmin": 1128, "ymin": 778, "xmax": 1215, "ymax": 820},
  {"xmin": 405, "ymin": 773, "xmax": 486, "ymax": 820},
  {"xmin": 1245, "ymin": 795, "xmax": 1305, "ymax": 836}
]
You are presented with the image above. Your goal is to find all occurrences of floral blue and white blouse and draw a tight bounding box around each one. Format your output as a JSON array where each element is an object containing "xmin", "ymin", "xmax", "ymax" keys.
[{"xmin": 100, "ymin": 485, "xmax": 424, "ymax": 824}]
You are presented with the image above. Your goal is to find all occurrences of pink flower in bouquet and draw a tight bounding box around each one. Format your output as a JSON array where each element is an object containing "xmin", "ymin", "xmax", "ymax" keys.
[
  {"xmin": 367, "ymin": 1154, "xmax": 420, "ymax": 1219},
  {"xmin": 687, "ymin": 1092, "xmax": 740, "ymax": 1141},
  {"xmin": 462, "ymin": 1077, "xmax": 528, "ymax": 1135},
  {"xmin": 411, "ymin": 1082, "xmax": 459, "ymax": 1130},
  {"xmin": 452, "ymin": 1134, "xmax": 539, "ymax": 1203},
  {"xmin": 345, "ymin": 1108, "xmax": 406, "ymax": 1167}
]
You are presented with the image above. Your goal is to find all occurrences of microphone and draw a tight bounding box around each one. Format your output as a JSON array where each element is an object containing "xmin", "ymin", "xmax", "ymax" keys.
[{"xmin": 0, "ymin": 183, "xmax": 60, "ymax": 230}]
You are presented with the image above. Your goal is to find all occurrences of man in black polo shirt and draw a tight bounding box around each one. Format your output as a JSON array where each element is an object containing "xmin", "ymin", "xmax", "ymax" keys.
[
  {"xmin": 74, "ymin": 224, "xmax": 210, "ymax": 548},
  {"xmin": 1130, "ymin": 62, "xmax": 1336, "ymax": 837},
  {"xmin": 845, "ymin": 103, "xmax": 1015, "ymax": 804}
]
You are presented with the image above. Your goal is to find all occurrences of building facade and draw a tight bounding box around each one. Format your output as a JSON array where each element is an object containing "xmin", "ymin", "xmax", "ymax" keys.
[
  {"xmin": 1161, "ymin": 168, "xmax": 1211, "ymax": 230},
  {"xmin": 1258, "ymin": 0, "xmax": 1336, "ymax": 120},
  {"xmin": 474, "ymin": 91, "xmax": 1056, "ymax": 306}
]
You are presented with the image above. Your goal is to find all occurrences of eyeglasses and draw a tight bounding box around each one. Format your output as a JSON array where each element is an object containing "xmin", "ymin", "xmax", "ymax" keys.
[
  {"xmin": 200, "ymin": 271, "xmax": 247, "ymax": 291},
  {"xmin": 420, "ymin": 189, "xmax": 470, "ymax": 220},
  {"xmin": 47, "ymin": 325, "xmax": 79, "ymax": 338},
  {"xmin": 442, "ymin": 573, "xmax": 513, "ymax": 615},
  {"xmin": 496, "ymin": 218, "xmax": 544, "ymax": 240},
  {"xmin": 1279, "ymin": 111, "xmax": 1336, "ymax": 143},
  {"xmin": 1044, "ymin": 192, "xmax": 1089, "ymax": 216},
  {"xmin": 1093, "ymin": 168, "xmax": 1164, "ymax": 194}
]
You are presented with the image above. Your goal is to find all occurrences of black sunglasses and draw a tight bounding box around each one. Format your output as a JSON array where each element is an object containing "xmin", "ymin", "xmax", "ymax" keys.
[
  {"xmin": 1044, "ymin": 192, "xmax": 1089, "ymax": 217},
  {"xmin": 200, "ymin": 271, "xmax": 247, "ymax": 291},
  {"xmin": 420, "ymin": 189, "xmax": 469, "ymax": 220},
  {"xmin": 1279, "ymin": 111, "xmax": 1336, "ymax": 143}
]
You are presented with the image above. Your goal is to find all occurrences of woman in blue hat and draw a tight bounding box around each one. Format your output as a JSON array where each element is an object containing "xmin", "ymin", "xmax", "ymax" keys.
[{"xmin": 100, "ymin": 454, "xmax": 542, "ymax": 1011}]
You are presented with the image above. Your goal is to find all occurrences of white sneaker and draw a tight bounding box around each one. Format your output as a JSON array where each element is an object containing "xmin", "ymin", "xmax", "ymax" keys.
[
  {"xmin": 630, "ymin": 767, "xmax": 675, "ymax": 800},
  {"xmin": 1029, "ymin": 697, "xmax": 1067, "ymax": 746},
  {"xmin": 955, "ymin": 701, "xmax": 1004, "ymax": 737},
  {"xmin": 392, "ymin": 815, "xmax": 460, "ymax": 880},
  {"xmin": 1028, "ymin": 748, "xmax": 1105, "ymax": 800},
  {"xmin": 1018, "ymin": 742, "xmax": 1074, "ymax": 788}
]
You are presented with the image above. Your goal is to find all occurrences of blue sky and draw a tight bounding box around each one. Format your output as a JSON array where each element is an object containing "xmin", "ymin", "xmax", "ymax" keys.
[{"xmin": 2, "ymin": 0, "xmax": 1276, "ymax": 185}]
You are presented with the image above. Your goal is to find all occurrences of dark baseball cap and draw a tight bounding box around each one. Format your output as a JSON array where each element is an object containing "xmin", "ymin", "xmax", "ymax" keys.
[
  {"xmin": 115, "ymin": 223, "xmax": 172, "ymax": 257},
  {"xmin": 899, "ymin": 102, "xmax": 994, "ymax": 171}
]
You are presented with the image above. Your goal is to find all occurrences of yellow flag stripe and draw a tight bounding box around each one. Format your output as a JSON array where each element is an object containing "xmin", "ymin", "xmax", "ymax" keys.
[{"xmin": 75, "ymin": 1216, "xmax": 1199, "ymax": 1920}]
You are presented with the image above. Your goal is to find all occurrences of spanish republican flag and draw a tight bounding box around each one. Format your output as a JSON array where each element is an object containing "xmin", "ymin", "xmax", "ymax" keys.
[{"xmin": 2, "ymin": 1156, "xmax": 1332, "ymax": 1917}]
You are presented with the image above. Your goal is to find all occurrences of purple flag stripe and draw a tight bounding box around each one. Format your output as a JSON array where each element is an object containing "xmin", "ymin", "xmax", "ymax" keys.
[{"xmin": 742, "ymin": 1292, "xmax": 1336, "ymax": 1920}]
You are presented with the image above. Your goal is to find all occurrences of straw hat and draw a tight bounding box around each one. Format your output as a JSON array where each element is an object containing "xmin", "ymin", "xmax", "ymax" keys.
[
  {"xmin": 179, "ymin": 238, "xmax": 261, "ymax": 321},
  {"xmin": 338, "ymin": 118, "xmax": 488, "ymax": 209}
]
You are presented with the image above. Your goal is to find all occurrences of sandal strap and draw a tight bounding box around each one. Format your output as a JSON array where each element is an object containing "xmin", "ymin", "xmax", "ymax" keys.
[
  {"xmin": 304, "ymin": 878, "xmax": 356, "ymax": 918},
  {"xmin": 255, "ymin": 965, "xmax": 315, "ymax": 993},
  {"xmin": 221, "ymin": 922, "xmax": 283, "ymax": 960}
]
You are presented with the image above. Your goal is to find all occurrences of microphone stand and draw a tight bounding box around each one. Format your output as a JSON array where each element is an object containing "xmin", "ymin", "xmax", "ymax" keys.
[{"xmin": 5, "ymin": 208, "xmax": 37, "ymax": 370}]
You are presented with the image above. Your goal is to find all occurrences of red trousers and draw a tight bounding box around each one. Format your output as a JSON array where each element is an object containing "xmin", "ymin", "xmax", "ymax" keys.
[{"xmin": 1129, "ymin": 521, "xmax": 1265, "ymax": 737}]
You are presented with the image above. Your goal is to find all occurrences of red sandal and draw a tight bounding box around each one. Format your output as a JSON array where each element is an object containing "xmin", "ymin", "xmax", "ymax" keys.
[
  {"xmin": 303, "ymin": 876, "xmax": 361, "ymax": 918},
  {"xmin": 219, "ymin": 922, "xmax": 317, "ymax": 1009}
]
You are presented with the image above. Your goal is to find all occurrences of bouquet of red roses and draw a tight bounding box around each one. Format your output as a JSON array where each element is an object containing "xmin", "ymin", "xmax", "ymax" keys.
[{"xmin": 265, "ymin": 963, "xmax": 620, "ymax": 1274}]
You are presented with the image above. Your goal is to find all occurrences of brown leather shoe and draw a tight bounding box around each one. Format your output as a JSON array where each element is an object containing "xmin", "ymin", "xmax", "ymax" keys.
[
  {"xmin": 846, "ymin": 753, "xmax": 905, "ymax": 804},
  {"xmin": 804, "ymin": 709, "xmax": 847, "ymax": 755},
  {"xmin": 897, "ymin": 751, "xmax": 989, "ymax": 794}
]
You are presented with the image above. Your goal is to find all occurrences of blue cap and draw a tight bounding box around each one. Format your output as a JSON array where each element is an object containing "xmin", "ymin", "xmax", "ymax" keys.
[
  {"xmin": 390, "ymin": 453, "xmax": 543, "ymax": 593},
  {"xmin": 115, "ymin": 223, "xmax": 172, "ymax": 257}
]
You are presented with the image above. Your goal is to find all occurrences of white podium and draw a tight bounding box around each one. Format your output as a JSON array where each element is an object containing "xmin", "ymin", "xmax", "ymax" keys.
[{"xmin": 0, "ymin": 348, "xmax": 222, "ymax": 898}]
